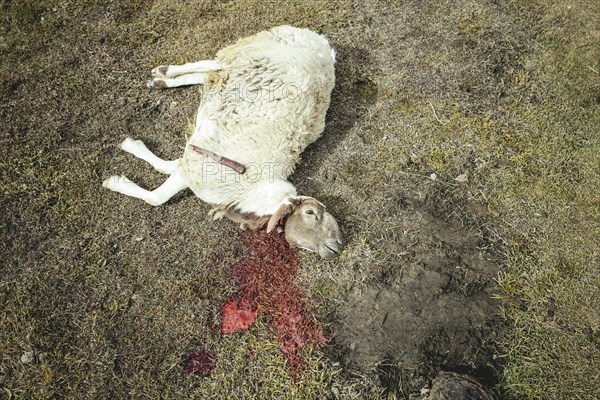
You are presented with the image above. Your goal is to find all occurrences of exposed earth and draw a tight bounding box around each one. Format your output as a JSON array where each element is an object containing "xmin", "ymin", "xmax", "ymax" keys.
[{"xmin": 334, "ymin": 181, "xmax": 503, "ymax": 395}]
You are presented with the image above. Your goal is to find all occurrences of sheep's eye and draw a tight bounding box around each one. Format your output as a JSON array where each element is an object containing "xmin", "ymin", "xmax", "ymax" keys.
[{"xmin": 305, "ymin": 209, "xmax": 315, "ymax": 215}]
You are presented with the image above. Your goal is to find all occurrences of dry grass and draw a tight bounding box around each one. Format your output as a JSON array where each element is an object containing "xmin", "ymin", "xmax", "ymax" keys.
[
  {"xmin": 487, "ymin": 2, "xmax": 600, "ymax": 398},
  {"xmin": 1, "ymin": 0, "xmax": 598, "ymax": 399}
]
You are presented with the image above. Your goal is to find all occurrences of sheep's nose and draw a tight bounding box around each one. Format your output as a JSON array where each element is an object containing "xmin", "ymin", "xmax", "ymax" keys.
[{"xmin": 322, "ymin": 240, "xmax": 343, "ymax": 258}]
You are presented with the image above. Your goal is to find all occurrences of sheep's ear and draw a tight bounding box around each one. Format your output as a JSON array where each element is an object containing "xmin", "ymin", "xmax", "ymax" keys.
[{"xmin": 266, "ymin": 202, "xmax": 295, "ymax": 233}]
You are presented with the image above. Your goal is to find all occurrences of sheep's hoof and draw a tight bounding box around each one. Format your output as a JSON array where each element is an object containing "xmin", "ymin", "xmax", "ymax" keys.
[
  {"xmin": 119, "ymin": 137, "xmax": 142, "ymax": 153},
  {"xmin": 102, "ymin": 175, "xmax": 127, "ymax": 190},
  {"xmin": 146, "ymin": 79, "xmax": 167, "ymax": 89},
  {"xmin": 208, "ymin": 207, "xmax": 227, "ymax": 221},
  {"xmin": 151, "ymin": 65, "xmax": 169, "ymax": 77}
]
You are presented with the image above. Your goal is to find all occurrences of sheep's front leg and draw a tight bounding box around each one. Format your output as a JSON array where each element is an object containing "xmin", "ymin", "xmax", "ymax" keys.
[
  {"xmin": 208, "ymin": 206, "xmax": 269, "ymax": 230},
  {"xmin": 102, "ymin": 171, "xmax": 188, "ymax": 206},
  {"xmin": 119, "ymin": 138, "xmax": 179, "ymax": 174}
]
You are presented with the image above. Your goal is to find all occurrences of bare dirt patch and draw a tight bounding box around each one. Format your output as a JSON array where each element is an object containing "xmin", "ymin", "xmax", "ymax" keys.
[{"xmin": 333, "ymin": 182, "xmax": 503, "ymax": 396}]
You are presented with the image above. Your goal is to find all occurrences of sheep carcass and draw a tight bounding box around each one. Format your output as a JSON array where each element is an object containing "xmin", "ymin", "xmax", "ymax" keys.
[{"xmin": 103, "ymin": 26, "xmax": 343, "ymax": 258}]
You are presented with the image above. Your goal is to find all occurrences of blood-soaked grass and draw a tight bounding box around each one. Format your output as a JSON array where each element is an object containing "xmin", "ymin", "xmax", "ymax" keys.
[
  {"xmin": 183, "ymin": 348, "xmax": 217, "ymax": 377},
  {"xmin": 221, "ymin": 229, "xmax": 326, "ymax": 375}
]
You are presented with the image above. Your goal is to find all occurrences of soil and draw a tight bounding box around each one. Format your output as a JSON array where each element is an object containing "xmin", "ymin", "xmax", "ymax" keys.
[{"xmin": 333, "ymin": 182, "xmax": 503, "ymax": 395}]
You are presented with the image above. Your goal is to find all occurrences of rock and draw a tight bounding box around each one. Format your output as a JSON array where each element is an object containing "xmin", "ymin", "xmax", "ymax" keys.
[
  {"xmin": 428, "ymin": 372, "xmax": 496, "ymax": 400},
  {"xmin": 20, "ymin": 351, "xmax": 34, "ymax": 364},
  {"xmin": 454, "ymin": 173, "xmax": 469, "ymax": 183},
  {"xmin": 331, "ymin": 386, "xmax": 340, "ymax": 396}
]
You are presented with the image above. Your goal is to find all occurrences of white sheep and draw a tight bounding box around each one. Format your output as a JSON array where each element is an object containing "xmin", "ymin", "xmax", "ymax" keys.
[{"xmin": 103, "ymin": 26, "xmax": 344, "ymax": 258}]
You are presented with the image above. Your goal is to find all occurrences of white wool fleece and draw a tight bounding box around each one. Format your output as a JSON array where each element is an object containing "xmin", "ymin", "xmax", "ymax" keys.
[{"xmin": 178, "ymin": 25, "xmax": 336, "ymax": 216}]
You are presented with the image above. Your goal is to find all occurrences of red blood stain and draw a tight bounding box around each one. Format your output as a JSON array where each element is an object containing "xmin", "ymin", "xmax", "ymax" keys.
[
  {"xmin": 183, "ymin": 348, "xmax": 216, "ymax": 377},
  {"xmin": 221, "ymin": 229, "xmax": 327, "ymax": 375},
  {"xmin": 221, "ymin": 299, "xmax": 258, "ymax": 334}
]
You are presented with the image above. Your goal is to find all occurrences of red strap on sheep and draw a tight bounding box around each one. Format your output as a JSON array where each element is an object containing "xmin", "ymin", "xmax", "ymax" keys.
[{"xmin": 189, "ymin": 144, "xmax": 246, "ymax": 174}]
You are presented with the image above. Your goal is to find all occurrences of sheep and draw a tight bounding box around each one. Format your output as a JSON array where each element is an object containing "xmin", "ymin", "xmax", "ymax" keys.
[{"xmin": 103, "ymin": 26, "xmax": 344, "ymax": 258}]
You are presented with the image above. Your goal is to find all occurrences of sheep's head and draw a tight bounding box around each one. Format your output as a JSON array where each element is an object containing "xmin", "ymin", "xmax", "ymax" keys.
[{"xmin": 267, "ymin": 197, "xmax": 344, "ymax": 259}]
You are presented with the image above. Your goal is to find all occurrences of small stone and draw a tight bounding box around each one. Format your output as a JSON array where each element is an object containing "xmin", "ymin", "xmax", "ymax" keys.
[
  {"xmin": 454, "ymin": 173, "xmax": 469, "ymax": 183},
  {"xmin": 20, "ymin": 351, "xmax": 34, "ymax": 364},
  {"xmin": 430, "ymin": 173, "xmax": 437, "ymax": 180}
]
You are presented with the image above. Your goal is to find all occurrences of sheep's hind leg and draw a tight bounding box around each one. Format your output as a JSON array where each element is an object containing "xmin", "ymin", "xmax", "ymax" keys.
[
  {"xmin": 102, "ymin": 171, "xmax": 188, "ymax": 206},
  {"xmin": 148, "ymin": 60, "xmax": 223, "ymax": 89},
  {"xmin": 119, "ymin": 138, "xmax": 179, "ymax": 174},
  {"xmin": 151, "ymin": 60, "xmax": 223, "ymax": 78},
  {"xmin": 147, "ymin": 73, "xmax": 209, "ymax": 89}
]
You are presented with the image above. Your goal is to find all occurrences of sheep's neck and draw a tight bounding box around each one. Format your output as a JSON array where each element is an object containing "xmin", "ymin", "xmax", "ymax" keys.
[{"xmin": 236, "ymin": 179, "xmax": 297, "ymax": 216}]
